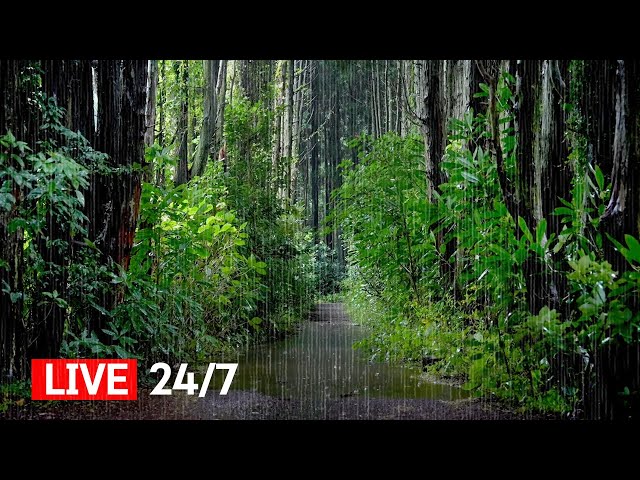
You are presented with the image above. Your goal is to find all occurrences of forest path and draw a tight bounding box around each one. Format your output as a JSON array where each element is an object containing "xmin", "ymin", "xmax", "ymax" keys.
[
  {"xmin": 3, "ymin": 304, "xmax": 535, "ymax": 420},
  {"xmin": 188, "ymin": 303, "xmax": 528, "ymax": 420}
]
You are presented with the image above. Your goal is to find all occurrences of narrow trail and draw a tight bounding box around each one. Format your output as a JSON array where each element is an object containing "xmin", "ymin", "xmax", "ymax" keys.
[{"xmin": 3, "ymin": 304, "xmax": 535, "ymax": 420}]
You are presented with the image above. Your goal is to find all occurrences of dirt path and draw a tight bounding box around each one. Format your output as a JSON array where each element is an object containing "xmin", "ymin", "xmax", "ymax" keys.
[{"xmin": 2, "ymin": 304, "xmax": 541, "ymax": 420}]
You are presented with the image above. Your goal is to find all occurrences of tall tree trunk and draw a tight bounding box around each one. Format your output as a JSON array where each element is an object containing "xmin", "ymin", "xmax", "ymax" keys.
[
  {"xmin": 88, "ymin": 60, "xmax": 148, "ymax": 343},
  {"xmin": 326, "ymin": 67, "xmax": 341, "ymax": 249},
  {"xmin": 602, "ymin": 60, "xmax": 640, "ymax": 271},
  {"xmin": 310, "ymin": 61, "xmax": 320, "ymax": 237},
  {"xmin": 215, "ymin": 60, "xmax": 227, "ymax": 170},
  {"xmin": 272, "ymin": 60, "xmax": 285, "ymax": 195},
  {"xmin": 29, "ymin": 60, "xmax": 96, "ymax": 361},
  {"xmin": 396, "ymin": 60, "xmax": 403, "ymax": 134},
  {"xmin": 291, "ymin": 60, "xmax": 307, "ymax": 201},
  {"xmin": 143, "ymin": 60, "xmax": 158, "ymax": 184},
  {"xmin": 284, "ymin": 60, "xmax": 294, "ymax": 200},
  {"xmin": 191, "ymin": 60, "xmax": 219, "ymax": 179},
  {"xmin": 156, "ymin": 60, "xmax": 166, "ymax": 186},
  {"xmin": 0, "ymin": 60, "xmax": 32, "ymax": 378},
  {"xmin": 595, "ymin": 60, "xmax": 640, "ymax": 420},
  {"xmin": 145, "ymin": 60, "xmax": 158, "ymax": 147},
  {"xmin": 423, "ymin": 61, "xmax": 445, "ymax": 200},
  {"xmin": 173, "ymin": 61, "xmax": 189, "ymax": 185}
]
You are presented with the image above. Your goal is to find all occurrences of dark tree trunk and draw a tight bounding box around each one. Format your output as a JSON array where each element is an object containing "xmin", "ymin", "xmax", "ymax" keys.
[
  {"xmin": 310, "ymin": 61, "xmax": 320, "ymax": 238},
  {"xmin": 423, "ymin": 61, "xmax": 445, "ymax": 195},
  {"xmin": 145, "ymin": 60, "xmax": 158, "ymax": 148},
  {"xmin": 579, "ymin": 61, "xmax": 618, "ymax": 182},
  {"xmin": 602, "ymin": 60, "xmax": 640, "ymax": 274},
  {"xmin": 421, "ymin": 61, "xmax": 455, "ymax": 284},
  {"xmin": 88, "ymin": 60, "xmax": 148, "ymax": 343},
  {"xmin": 156, "ymin": 60, "xmax": 166, "ymax": 186},
  {"xmin": 173, "ymin": 61, "xmax": 189, "ymax": 186},
  {"xmin": 592, "ymin": 60, "xmax": 640, "ymax": 420},
  {"xmin": 326, "ymin": 68, "xmax": 341, "ymax": 249},
  {"xmin": 29, "ymin": 60, "xmax": 96, "ymax": 361},
  {"xmin": 512, "ymin": 60, "xmax": 572, "ymax": 314},
  {"xmin": 0, "ymin": 60, "xmax": 32, "ymax": 378},
  {"xmin": 191, "ymin": 60, "xmax": 219, "ymax": 179}
]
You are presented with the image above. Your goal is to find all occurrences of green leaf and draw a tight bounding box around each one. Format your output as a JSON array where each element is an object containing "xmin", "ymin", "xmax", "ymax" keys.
[
  {"xmin": 594, "ymin": 165, "xmax": 605, "ymax": 191},
  {"xmin": 593, "ymin": 283, "xmax": 606, "ymax": 306},
  {"xmin": 461, "ymin": 171, "xmax": 479, "ymax": 184},
  {"xmin": 114, "ymin": 345, "xmax": 129, "ymax": 359},
  {"xmin": 92, "ymin": 304, "xmax": 112, "ymax": 317},
  {"xmin": 191, "ymin": 246, "xmax": 210, "ymax": 258},
  {"xmin": 536, "ymin": 218, "xmax": 547, "ymax": 245},
  {"xmin": 102, "ymin": 328, "xmax": 117, "ymax": 338},
  {"xmin": 518, "ymin": 216, "xmax": 533, "ymax": 243},
  {"xmin": 502, "ymin": 136, "xmax": 516, "ymax": 153},
  {"xmin": 197, "ymin": 224, "xmax": 212, "ymax": 234},
  {"xmin": 624, "ymin": 235, "xmax": 640, "ymax": 263},
  {"xmin": 135, "ymin": 228, "xmax": 156, "ymax": 240},
  {"xmin": 553, "ymin": 206, "xmax": 574, "ymax": 217},
  {"xmin": 606, "ymin": 233, "xmax": 626, "ymax": 253}
]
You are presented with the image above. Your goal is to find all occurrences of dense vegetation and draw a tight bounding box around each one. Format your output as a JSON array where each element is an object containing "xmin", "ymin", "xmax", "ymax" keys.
[
  {"xmin": 335, "ymin": 63, "xmax": 640, "ymax": 419},
  {"xmin": 0, "ymin": 61, "xmax": 319, "ymax": 381},
  {"xmin": 1, "ymin": 60, "xmax": 638, "ymax": 419}
]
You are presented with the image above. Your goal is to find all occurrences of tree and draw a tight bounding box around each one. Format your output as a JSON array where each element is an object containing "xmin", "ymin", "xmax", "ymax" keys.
[
  {"xmin": 192, "ymin": 60, "xmax": 219, "ymax": 178},
  {"xmin": 86, "ymin": 60, "xmax": 148, "ymax": 342},
  {"xmin": 0, "ymin": 60, "xmax": 33, "ymax": 378},
  {"xmin": 173, "ymin": 61, "xmax": 189, "ymax": 185}
]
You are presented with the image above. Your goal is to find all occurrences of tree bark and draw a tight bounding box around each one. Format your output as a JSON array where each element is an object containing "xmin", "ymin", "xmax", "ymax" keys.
[
  {"xmin": 173, "ymin": 61, "xmax": 189, "ymax": 185},
  {"xmin": 215, "ymin": 60, "xmax": 227, "ymax": 169},
  {"xmin": 88, "ymin": 60, "xmax": 148, "ymax": 342},
  {"xmin": 594, "ymin": 60, "xmax": 640, "ymax": 420},
  {"xmin": 310, "ymin": 61, "xmax": 320, "ymax": 236},
  {"xmin": 0, "ymin": 60, "xmax": 31, "ymax": 378},
  {"xmin": 283, "ymin": 60, "xmax": 294, "ymax": 200},
  {"xmin": 191, "ymin": 60, "xmax": 219, "ymax": 179},
  {"xmin": 29, "ymin": 60, "xmax": 96, "ymax": 361},
  {"xmin": 144, "ymin": 60, "xmax": 158, "ymax": 148}
]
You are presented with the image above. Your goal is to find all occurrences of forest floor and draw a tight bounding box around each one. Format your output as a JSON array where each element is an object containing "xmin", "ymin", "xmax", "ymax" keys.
[{"xmin": 1, "ymin": 304, "xmax": 551, "ymax": 420}]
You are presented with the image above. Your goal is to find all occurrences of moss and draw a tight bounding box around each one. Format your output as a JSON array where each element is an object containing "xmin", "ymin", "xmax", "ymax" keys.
[{"xmin": 567, "ymin": 60, "xmax": 589, "ymax": 172}]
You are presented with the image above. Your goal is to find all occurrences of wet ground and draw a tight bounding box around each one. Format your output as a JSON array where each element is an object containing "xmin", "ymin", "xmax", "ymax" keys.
[{"xmin": 1, "ymin": 304, "xmax": 541, "ymax": 420}]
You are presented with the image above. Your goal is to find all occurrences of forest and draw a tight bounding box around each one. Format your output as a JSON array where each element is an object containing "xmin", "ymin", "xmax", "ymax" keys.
[{"xmin": 1, "ymin": 59, "xmax": 639, "ymax": 420}]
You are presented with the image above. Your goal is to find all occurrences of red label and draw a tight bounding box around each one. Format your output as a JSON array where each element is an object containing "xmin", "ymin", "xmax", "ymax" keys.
[{"xmin": 31, "ymin": 359, "xmax": 137, "ymax": 400}]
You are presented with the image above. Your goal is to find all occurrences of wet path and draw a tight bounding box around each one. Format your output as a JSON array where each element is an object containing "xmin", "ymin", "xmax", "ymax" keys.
[
  {"xmin": 192, "ymin": 304, "xmax": 523, "ymax": 419},
  {"xmin": 221, "ymin": 303, "xmax": 467, "ymax": 403},
  {"xmin": 2, "ymin": 304, "xmax": 532, "ymax": 420}
]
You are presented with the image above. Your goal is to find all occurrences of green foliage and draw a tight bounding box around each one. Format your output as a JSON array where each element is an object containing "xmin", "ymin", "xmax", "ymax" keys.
[
  {"xmin": 116, "ymin": 162, "xmax": 263, "ymax": 361},
  {"xmin": 0, "ymin": 380, "xmax": 30, "ymax": 413},
  {"xmin": 441, "ymin": 111, "xmax": 526, "ymax": 314},
  {"xmin": 313, "ymin": 242, "xmax": 344, "ymax": 295},
  {"xmin": 223, "ymin": 93, "xmax": 317, "ymax": 336},
  {"xmin": 2, "ymin": 62, "xmax": 318, "ymax": 376},
  {"xmin": 0, "ymin": 98, "xmax": 115, "ymax": 343},
  {"xmin": 335, "ymin": 133, "xmax": 435, "ymax": 307},
  {"xmin": 337, "ymin": 87, "xmax": 640, "ymax": 415}
]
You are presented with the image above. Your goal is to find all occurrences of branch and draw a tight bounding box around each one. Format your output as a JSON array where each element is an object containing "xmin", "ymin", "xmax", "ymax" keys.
[
  {"xmin": 487, "ymin": 74, "xmax": 524, "ymax": 227},
  {"xmin": 475, "ymin": 60, "xmax": 491, "ymax": 85}
]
